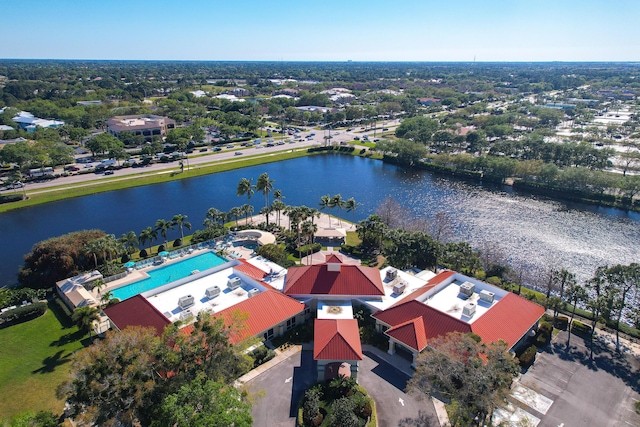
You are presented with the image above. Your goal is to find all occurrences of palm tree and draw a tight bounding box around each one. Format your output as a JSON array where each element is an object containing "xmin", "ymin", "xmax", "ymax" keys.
[
  {"xmin": 344, "ymin": 197, "xmax": 360, "ymax": 225},
  {"xmin": 154, "ymin": 218, "xmax": 174, "ymax": 248},
  {"xmin": 565, "ymin": 283, "xmax": 588, "ymax": 348},
  {"xmin": 118, "ymin": 231, "xmax": 139, "ymax": 256},
  {"xmin": 330, "ymin": 194, "xmax": 345, "ymax": 227},
  {"xmin": 319, "ymin": 194, "xmax": 332, "ymax": 228},
  {"xmin": 237, "ymin": 178, "xmax": 256, "ymax": 224},
  {"xmin": 171, "ymin": 214, "xmax": 192, "ymax": 241},
  {"xmin": 139, "ymin": 226, "xmax": 158, "ymax": 255},
  {"xmin": 271, "ymin": 200, "xmax": 286, "ymax": 227},
  {"xmin": 256, "ymin": 172, "xmax": 275, "ymax": 225},
  {"xmin": 301, "ymin": 220, "xmax": 318, "ymax": 265},
  {"xmin": 72, "ymin": 306, "xmax": 100, "ymax": 341},
  {"xmin": 273, "ymin": 189, "xmax": 285, "ymax": 202},
  {"xmin": 83, "ymin": 239, "xmax": 104, "ymax": 270},
  {"xmin": 100, "ymin": 290, "xmax": 114, "ymax": 309},
  {"xmin": 242, "ymin": 203, "xmax": 254, "ymax": 225},
  {"xmin": 228, "ymin": 206, "xmax": 243, "ymax": 228}
]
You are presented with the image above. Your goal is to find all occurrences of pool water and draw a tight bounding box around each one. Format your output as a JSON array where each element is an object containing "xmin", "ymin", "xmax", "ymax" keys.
[
  {"xmin": 111, "ymin": 252, "xmax": 227, "ymax": 301},
  {"xmin": 243, "ymin": 242, "xmax": 259, "ymax": 250}
]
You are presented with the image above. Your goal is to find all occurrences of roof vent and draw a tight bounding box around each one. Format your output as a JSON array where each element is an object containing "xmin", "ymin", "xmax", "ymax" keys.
[
  {"xmin": 479, "ymin": 289, "xmax": 495, "ymax": 303},
  {"xmin": 459, "ymin": 282, "xmax": 475, "ymax": 298},
  {"xmin": 247, "ymin": 288, "xmax": 259, "ymax": 297},
  {"xmin": 228, "ymin": 277, "xmax": 241, "ymax": 290},
  {"xmin": 392, "ymin": 281, "xmax": 406, "ymax": 295},
  {"xmin": 178, "ymin": 295, "xmax": 194, "ymax": 309},
  {"xmin": 205, "ymin": 286, "xmax": 220, "ymax": 299},
  {"xmin": 462, "ymin": 302, "xmax": 476, "ymax": 318},
  {"xmin": 386, "ymin": 268, "xmax": 397, "ymax": 280}
]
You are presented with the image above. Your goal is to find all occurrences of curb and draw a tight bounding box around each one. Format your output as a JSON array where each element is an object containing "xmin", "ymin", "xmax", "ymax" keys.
[{"xmin": 236, "ymin": 345, "xmax": 302, "ymax": 385}]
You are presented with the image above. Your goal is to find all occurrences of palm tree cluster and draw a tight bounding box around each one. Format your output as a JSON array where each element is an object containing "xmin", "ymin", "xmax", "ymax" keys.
[
  {"xmin": 236, "ymin": 173, "xmax": 281, "ymax": 226},
  {"xmin": 319, "ymin": 194, "xmax": 360, "ymax": 227}
]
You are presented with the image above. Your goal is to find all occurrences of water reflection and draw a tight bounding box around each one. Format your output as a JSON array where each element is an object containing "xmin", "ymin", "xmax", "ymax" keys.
[{"xmin": 0, "ymin": 155, "xmax": 637, "ymax": 285}]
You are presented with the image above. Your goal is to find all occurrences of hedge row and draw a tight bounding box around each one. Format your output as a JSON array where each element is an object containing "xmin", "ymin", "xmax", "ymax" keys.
[{"xmin": 0, "ymin": 302, "xmax": 47, "ymax": 326}]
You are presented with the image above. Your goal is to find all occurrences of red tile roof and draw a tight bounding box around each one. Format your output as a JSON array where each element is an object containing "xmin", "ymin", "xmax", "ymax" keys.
[
  {"xmin": 284, "ymin": 263, "xmax": 384, "ymax": 297},
  {"xmin": 324, "ymin": 253, "xmax": 343, "ymax": 264},
  {"xmin": 385, "ymin": 317, "xmax": 427, "ymax": 352},
  {"xmin": 314, "ymin": 319, "xmax": 363, "ymax": 361},
  {"xmin": 181, "ymin": 289, "xmax": 305, "ymax": 345},
  {"xmin": 374, "ymin": 300, "xmax": 472, "ymax": 351},
  {"xmin": 471, "ymin": 293, "xmax": 545, "ymax": 348},
  {"xmin": 104, "ymin": 295, "xmax": 171, "ymax": 336},
  {"xmin": 234, "ymin": 259, "xmax": 268, "ymax": 281}
]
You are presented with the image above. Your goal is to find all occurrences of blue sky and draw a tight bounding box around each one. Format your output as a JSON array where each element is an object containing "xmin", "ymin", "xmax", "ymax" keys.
[{"xmin": 2, "ymin": 0, "xmax": 639, "ymax": 61}]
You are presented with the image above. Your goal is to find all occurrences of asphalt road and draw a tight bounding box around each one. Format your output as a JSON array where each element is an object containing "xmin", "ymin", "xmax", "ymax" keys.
[
  {"xmin": 247, "ymin": 349, "xmax": 437, "ymax": 427},
  {"xmin": 1, "ymin": 121, "xmax": 400, "ymax": 195}
]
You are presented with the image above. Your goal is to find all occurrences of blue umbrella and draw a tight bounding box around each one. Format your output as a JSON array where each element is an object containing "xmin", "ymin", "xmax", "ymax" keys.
[
  {"xmin": 124, "ymin": 261, "xmax": 135, "ymax": 268},
  {"xmin": 159, "ymin": 251, "xmax": 169, "ymax": 257}
]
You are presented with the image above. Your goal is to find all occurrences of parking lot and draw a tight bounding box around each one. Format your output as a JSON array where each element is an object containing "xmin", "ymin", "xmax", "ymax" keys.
[
  {"xmin": 517, "ymin": 330, "xmax": 640, "ymax": 426},
  {"xmin": 246, "ymin": 349, "xmax": 437, "ymax": 427}
]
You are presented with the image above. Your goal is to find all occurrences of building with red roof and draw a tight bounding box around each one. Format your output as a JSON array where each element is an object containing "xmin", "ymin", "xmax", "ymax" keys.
[
  {"xmin": 284, "ymin": 255, "xmax": 384, "ymax": 298},
  {"xmin": 181, "ymin": 289, "xmax": 307, "ymax": 345},
  {"xmin": 371, "ymin": 272, "xmax": 545, "ymax": 366},
  {"xmin": 314, "ymin": 319, "xmax": 363, "ymax": 381},
  {"xmin": 103, "ymin": 294, "xmax": 171, "ymax": 336}
]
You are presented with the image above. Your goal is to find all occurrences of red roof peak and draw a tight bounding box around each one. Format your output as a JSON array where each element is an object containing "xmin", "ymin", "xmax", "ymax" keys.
[
  {"xmin": 325, "ymin": 253, "xmax": 343, "ymax": 264},
  {"xmin": 386, "ymin": 317, "xmax": 427, "ymax": 352},
  {"xmin": 284, "ymin": 263, "xmax": 384, "ymax": 297},
  {"xmin": 314, "ymin": 319, "xmax": 363, "ymax": 361}
]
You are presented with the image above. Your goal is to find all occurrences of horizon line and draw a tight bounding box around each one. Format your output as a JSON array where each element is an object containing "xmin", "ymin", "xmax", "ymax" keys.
[{"xmin": 1, "ymin": 58, "xmax": 640, "ymax": 65}]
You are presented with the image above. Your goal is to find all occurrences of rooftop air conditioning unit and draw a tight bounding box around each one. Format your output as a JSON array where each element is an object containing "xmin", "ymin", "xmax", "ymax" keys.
[
  {"xmin": 205, "ymin": 286, "xmax": 220, "ymax": 299},
  {"xmin": 459, "ymin": 282, "xmax": 475, "ymax": 297},
  {"xmin": 228, "ymin": 277, "xmax": 241, "ymax": 290},
  {"xmin": 462, "ymin": 302, "xmax": 476, "ymax": 318},
  {"xmin": 247, "ymin": 288, "xmax": 259, "ymax": 297},
  {"xmin": 386, "ymin": 268, "xmax": 397, "ymax": 280},
  {"xmin": 178, "ymin": 295, "xmax": 194, "ymax": 309},
  {"xmin": 179, "ymin": 309, "xmax": 192, "ymax": 321},
  {"xmin": 393, "ymin": 281, "xmax": 406, "ymax": 295},
  {"xmin": 479, "ymin": 290, "xmax": 495, "ymax": 303}
]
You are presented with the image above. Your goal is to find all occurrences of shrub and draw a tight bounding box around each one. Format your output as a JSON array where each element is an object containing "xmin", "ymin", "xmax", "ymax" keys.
[
  {"xmin": 0, "ymin": 302, "xmax": 47, "ymax": 326},
  {"xmin": 173, "ymin": 238, "xmax": 182, "ymax": 248},
  {"xmin": 157, "ymin": 244, "xmax": 165, "ymax": 253},
  {"xmin": 555, "ymin": 315, "xmax": 569, "ymax": 330},
  {"xmin": 250, "ymin": 345, "xmax": 276, "ymax": 368},
  {"xmin": 139, "ymin": 249, "xmax": 148, "ymax": 258},
  {"xmin": 121, "ymin": 253, "xmax": 130, "ymax": 263},
  {"xmin": 486, "ymin": 276, "xmax": 502, "ymax": 287},
  {"xmin": 0, "ymin": 287, "xmax": 46, "ymax": 310},
  {"xmin": 518, "ymin": 345, "xmax": 537, "ymax": 368},
  {"xmin": 571, "ymin": 320, "xmax": 592, "ymax": 336}
]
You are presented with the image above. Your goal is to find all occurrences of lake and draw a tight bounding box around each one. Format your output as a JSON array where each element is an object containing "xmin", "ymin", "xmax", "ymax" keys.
[{"xmin": 0, "ymin": 155, "xmax": 638, "ymax": 286}]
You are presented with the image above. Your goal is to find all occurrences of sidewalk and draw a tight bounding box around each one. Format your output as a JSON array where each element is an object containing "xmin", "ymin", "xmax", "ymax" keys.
[{"xmin": 236, "ymin": 344, "xmax": 302, "ymax": 385}]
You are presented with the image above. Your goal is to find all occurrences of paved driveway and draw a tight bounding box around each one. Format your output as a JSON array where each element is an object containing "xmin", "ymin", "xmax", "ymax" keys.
[
  {"xmin": 520, "ymin": 330, "xmax": 640, "ymax": 427},
  {"xmin": 247, "ymin": 349, "xmax": 438, "ymax": 427}
]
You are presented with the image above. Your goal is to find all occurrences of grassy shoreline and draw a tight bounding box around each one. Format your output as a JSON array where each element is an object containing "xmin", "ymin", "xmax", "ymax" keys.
[{"xmin": 0, "ymin": 149, "xmax": 314, "ymax": 213}]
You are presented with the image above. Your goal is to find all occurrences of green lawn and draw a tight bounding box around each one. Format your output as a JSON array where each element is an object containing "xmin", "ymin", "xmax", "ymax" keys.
[{"xmin": 0, "ymin": 300, "xmax": 87, "ymax": 418}]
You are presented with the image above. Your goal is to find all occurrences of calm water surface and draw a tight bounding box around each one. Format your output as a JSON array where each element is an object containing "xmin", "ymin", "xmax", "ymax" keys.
[{"xmin": 0, "ymin": 155, "xmax": 638, "ymax": 285}]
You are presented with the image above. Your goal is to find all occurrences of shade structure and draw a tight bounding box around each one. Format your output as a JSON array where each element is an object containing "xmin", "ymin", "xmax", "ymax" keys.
[
  {"xmin": 124, "ymin": 261, "xmax": 135, "ymax": 268},
  {"xmin": 159, "ymin": 251, "xmax": 169, "ymax": 257}
]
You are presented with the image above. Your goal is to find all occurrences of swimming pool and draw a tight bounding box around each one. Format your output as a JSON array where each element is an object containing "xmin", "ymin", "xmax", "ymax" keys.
[{"xmin": 111, "ymin": 252, "xmax": 227, "ymax": 301}]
